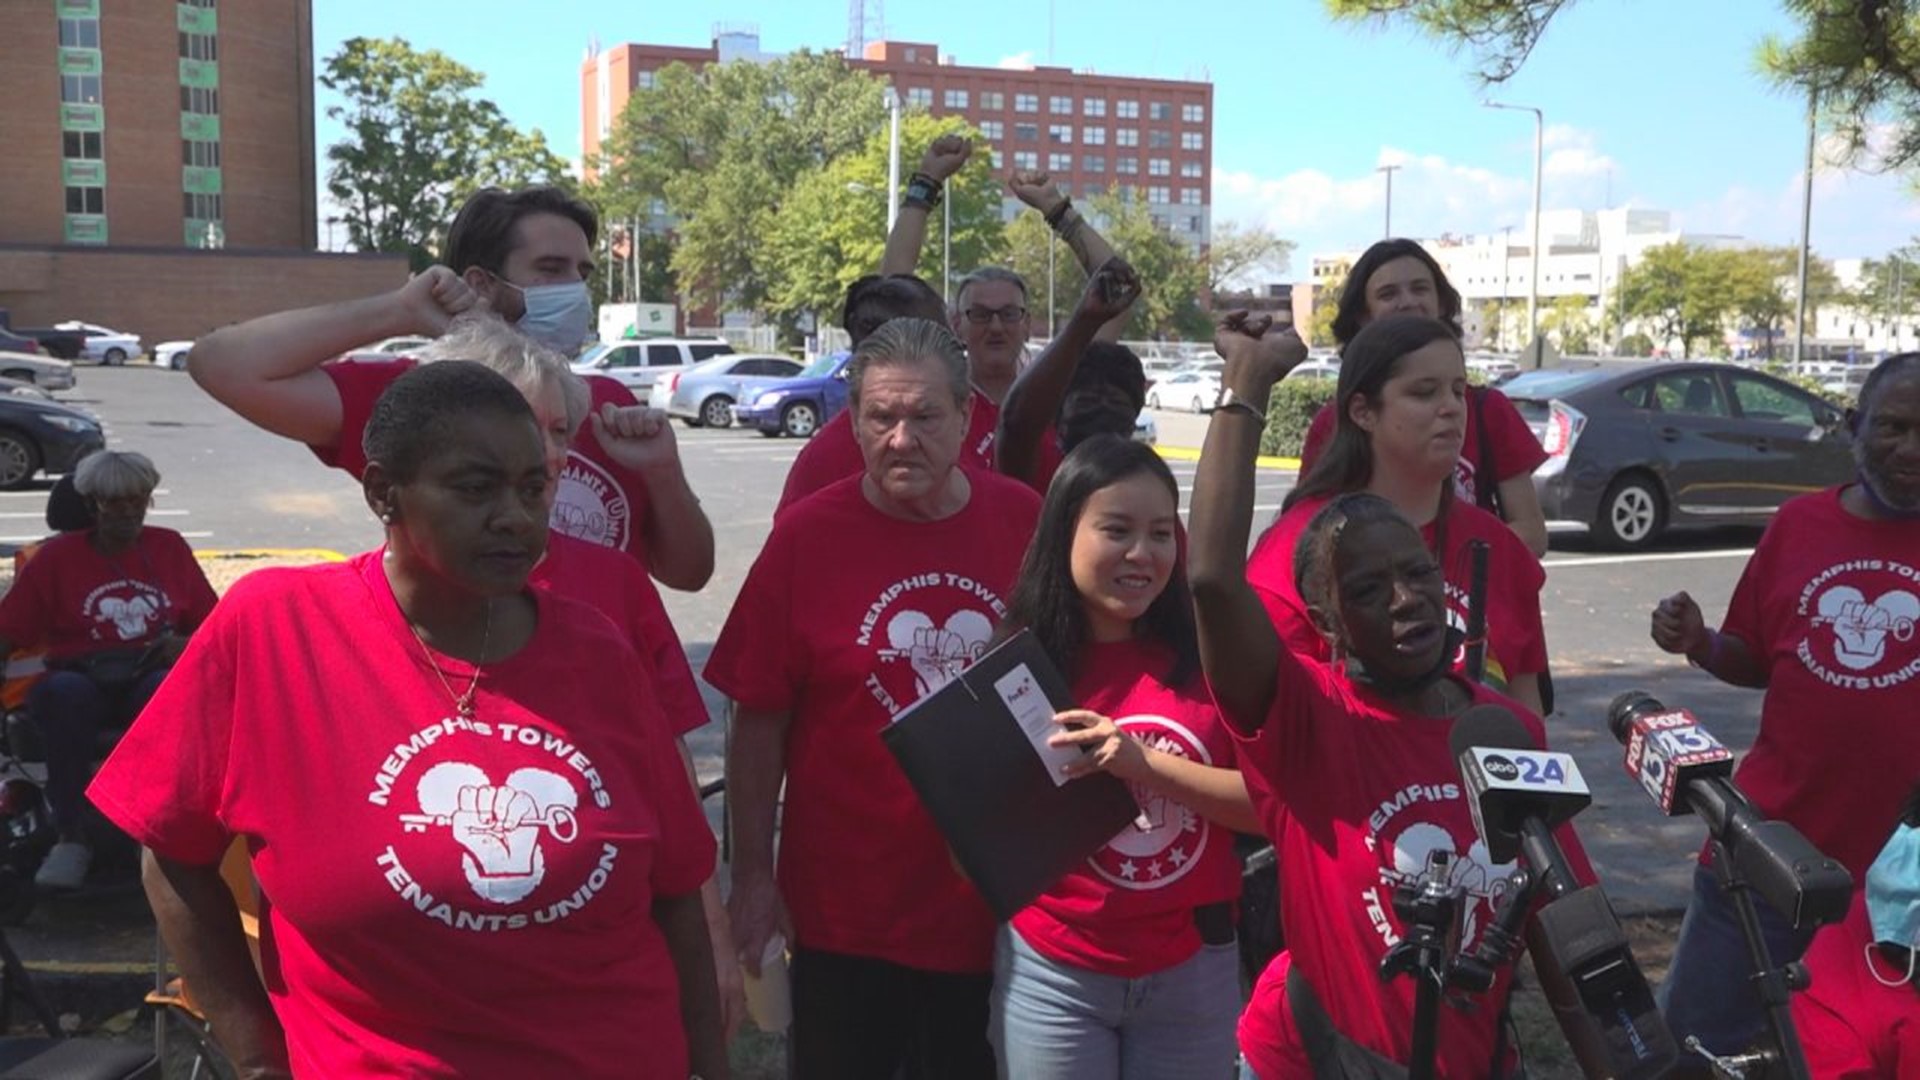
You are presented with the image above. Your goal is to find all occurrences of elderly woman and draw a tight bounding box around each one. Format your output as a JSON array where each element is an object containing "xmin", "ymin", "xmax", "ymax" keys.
[
  {"xmin": 709, "ymin": 318, "xmax": 1042, "ymax": 1079},
  {"xmin": 0, "ymin": 450, "xmax": 216, "ymax": 890},
  {"xmin": 88, "ymin": 362, "xmax": 726, "ymax": 1078}
]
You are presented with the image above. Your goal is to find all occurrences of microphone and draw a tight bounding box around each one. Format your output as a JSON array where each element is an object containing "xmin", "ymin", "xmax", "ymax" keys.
[
  {"xmin": 1452, "ymin": 705, "xmax": 1678, "ymax": 1079},
  {"xmin": 1607, "ymin": 691, "xmax": 1853, "ymax": 930}
]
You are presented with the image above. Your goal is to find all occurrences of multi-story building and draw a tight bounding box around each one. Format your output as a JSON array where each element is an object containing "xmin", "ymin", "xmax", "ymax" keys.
[
  {"xmin": 0, "ymin": 0, "xmax": 404, "ymax": 345},
  {"xmin": 581, "ymin": 30, "xmax": 1216, "ymax": 251}
]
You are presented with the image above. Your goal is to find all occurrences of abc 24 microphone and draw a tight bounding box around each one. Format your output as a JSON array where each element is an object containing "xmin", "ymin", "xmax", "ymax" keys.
[{"xmin": 1453, "ymin": 706, "xmax": 1679, "ymax": 1079}]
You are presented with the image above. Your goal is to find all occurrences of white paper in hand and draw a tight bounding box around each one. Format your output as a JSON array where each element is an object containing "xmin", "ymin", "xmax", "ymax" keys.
[{"xmin": 994, "ymin": 663, "xmax": 1077, "ymax": 788}]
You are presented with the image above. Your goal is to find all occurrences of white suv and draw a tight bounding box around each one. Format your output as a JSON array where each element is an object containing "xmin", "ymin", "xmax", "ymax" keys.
[{"xmin": 572, "ymin": 338, "xmax": 735, "ymax": 403}]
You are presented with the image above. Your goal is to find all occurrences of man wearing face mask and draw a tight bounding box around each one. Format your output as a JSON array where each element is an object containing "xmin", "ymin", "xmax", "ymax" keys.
[
  {"xmin": 1793, "ymin": 786, "xmax": 1920, "ymax": 1077},
  {"xmin": 189, "ymin": 185, "xmax": 715, "ymax": 593}
]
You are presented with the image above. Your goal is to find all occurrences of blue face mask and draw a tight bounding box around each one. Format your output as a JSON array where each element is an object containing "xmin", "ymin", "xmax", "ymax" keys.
[
  {"xmin": 500, "ymin": 278, "xmax": 592, "ymax": 356},
  {"xmin": 1865, "ymin": 822, "xmax": 1920, "ymax": 987}
]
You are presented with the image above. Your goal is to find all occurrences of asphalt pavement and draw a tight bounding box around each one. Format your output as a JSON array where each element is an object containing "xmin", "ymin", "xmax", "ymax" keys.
[{"xmin": 4, "ymin": 372, "xmax": 1774, "ymax": 1024}]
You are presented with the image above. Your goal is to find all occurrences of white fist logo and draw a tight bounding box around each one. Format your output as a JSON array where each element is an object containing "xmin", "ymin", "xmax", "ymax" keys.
[
  {"xmin": 1817, "ymin": 586, "xmax": 1919, "ymax": 671},
  {"xmin": 885, "ymin": 609, "xmax": 993, "ymax": 697},
  {"xmin": 409, "ymin": 763, "xmax": 580, "ymax": 904}
]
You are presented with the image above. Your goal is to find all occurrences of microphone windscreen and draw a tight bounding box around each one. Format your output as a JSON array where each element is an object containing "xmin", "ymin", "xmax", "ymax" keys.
[
  {"xmin": 1606, "ymin": 690, "xmax": 1663, "ymax": 743},
  {"xmin": 1448, "ymin": 703, "xmax": 1533, "ymax": 764}
]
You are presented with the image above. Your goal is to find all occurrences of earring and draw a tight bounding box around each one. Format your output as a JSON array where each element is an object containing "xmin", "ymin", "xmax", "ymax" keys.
[{"xmin": 380, "ymin": 509, "xmax": 395, "ymax": 524}]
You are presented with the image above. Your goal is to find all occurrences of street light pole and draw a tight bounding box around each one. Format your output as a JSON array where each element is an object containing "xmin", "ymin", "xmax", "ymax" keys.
[
  {"xmin": 1486, "ymin": 101, "xmax": 1544, "ymax": 356},
  {"xmin": 943, "ymin": 178, "xmax": 952, "ymax": 303},
  {"xmin": 1377, "ymin": 164, "xmax": 1401, "ymax": 238},
  {"xmin": 884, "ymin": 87, "xmax": 901, "ymax": 234},
  {"xmin": 1793, "ymin": 85, "xmax": 1817, "ymax": 367},
  {"xmin": 1501, "ymin": 225, "xmax": 1513, "ymax": 349}
]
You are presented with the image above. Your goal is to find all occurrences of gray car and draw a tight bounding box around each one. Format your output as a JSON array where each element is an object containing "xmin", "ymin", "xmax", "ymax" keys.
[
  {"xmin": 1503, "ymin": 360, "xmax": 1853, "ymax": 549},
  {"xmin": 661, "ymin": 354, "xmax": 805, "ymax": 428}
]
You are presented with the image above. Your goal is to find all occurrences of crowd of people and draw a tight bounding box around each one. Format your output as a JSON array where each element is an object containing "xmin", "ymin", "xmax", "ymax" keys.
[{"xmin": 0, "ymin": 130, "xmax": 1905, "ymax": 1079}]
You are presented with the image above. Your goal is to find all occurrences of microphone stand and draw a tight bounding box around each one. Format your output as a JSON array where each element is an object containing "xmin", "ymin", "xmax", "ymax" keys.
[{"xmin": 1682, "ymin": 838, "xmax": 1812, "ymax": 1080}]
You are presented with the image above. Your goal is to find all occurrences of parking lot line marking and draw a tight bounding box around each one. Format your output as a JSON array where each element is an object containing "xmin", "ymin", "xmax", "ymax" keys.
[
  {"xmin": 1543, "ymin": 548, "xmax": 1756, "ymax": 569},
  {"xmin": 0, "ymin": 529, "xmax": 211, "ymax": 543},
  {"xmin": 0, "ymin": 508, "xmax": 187, "ymax": 520},
  {"xmin": 1156, "ymin": 445, "xmax": 1298, "ymax": 470}
]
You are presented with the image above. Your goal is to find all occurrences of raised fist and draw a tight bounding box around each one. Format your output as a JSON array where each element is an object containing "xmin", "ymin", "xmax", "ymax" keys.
[
  {"xmin": 919, "ymin": 134, "xmax": 972, "ymax": 181},
  {"xmin": 1078, "ymin": 258, "xmax": 1141, "ymax": 325},
  {"xmin": 1649, "ymin": 592, "xmax": 1707, "ymax": 656},
  {"xmin": 396, "ymin": 265, "xmax": 484, "ymax": 336},
  {"xmin": 451, "ymin": 783, "xmax": 544, "ymax": 900},
  {"xmin": 1213, "ymin": 310, "xmax": 1307, "ymax": 387},
  {"xmin": 1008, "ymin": 170, "xmax": 1066, "ymax": 217}
]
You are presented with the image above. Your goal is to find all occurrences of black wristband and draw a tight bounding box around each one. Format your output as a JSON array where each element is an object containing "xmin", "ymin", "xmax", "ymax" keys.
[
  {"xmin": 904, "ymin": 172, "xmax": 943, "ymax": 209},
  {"xmin": 1044, "ymin": 196, "xmax": 1074, "ymax": 229}
]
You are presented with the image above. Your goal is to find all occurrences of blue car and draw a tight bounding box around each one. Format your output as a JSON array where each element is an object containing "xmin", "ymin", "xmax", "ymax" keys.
[{"xmin": 730, "ymin": 352, "xmax": 851, "ymax": 438}]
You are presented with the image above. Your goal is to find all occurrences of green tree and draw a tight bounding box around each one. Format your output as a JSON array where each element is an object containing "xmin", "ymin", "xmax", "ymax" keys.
[
  {"xmin": 1618, "ymin": 243, "xmax": 1738, "ymax": 357},
  {"xmin": 1720, "ymin": 246, "xmax": 1838, "ymax": 359},
  {"xmin": 321, "ymin": 37, "xmax": 569, "ymax": 270},
  {"xmin": 1850, "ymin": 249, "xmax": 1920, "ymax": 336},
  {"xmin": 1310, "ymin": 270, "xmax": 1347, "ymax": 347},
  {"xmin": 596, "ymin": 51, "xmax": 889, "ymax": 316},
  {"xmin": 1541, "ymin": 295, "xmax": 1596, "ymax": 354},
  {"xmin": 1079, "ymin": 192, "xmax": 1212, "ymax": 340},
  {"xmin": 1002, "ymin": 211, "xmax": 1090, "ymax": 335},
  {"xmin": 1324, "ymin": 1, "xmax": 1920, "ymax": 170},
  {"xmin": 760, "ymin": 113, "xmax": 1007, "ymax": 338},
  {"xmin": 1203, "ymin": 222, "xmax": 1298, "ymax": 295}
]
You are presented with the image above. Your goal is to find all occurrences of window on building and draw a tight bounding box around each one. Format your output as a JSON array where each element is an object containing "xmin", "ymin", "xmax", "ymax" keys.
[
  {"xmin": 1148, "ymin": 130, "xmax": 1172, "ymax": 148},
  {"xmin": 1179, "ymin": 188, "xmax": 1201, "ymax": 206},
  {"xmin": 1148, "ymin": 158, "xmax": 1170, "ymax": 176},
  {"xmin": 1181, "ymin": 131, "xmax": 1204, "ymax": 151},
  {"xmin": 1015, "ymin": 93, "xmax": 1038, "ymax": 112},
  {"xmin": 1150, "ymin": 212, "xmax": 1167, "ymax": 228},
  {"xmin": 183, "ymin": 139, "xmax": 221, "ymax": 167},
  {"xmin": 178, "ymin": 32, "xmax": 218, "ymax": 61},
  {"xmin": 1049, "ymin": 95, "xmax": 1072, "ymax": 114},
  {"xmin": 1013, "ymin": 150, "xmax": 1039, "ymax": 170},
  {"xmin": 65, "ymin": 186, "xmax": 104, "ymax": 214},
  {"xmin": 1117, "ymin": 157, "xmax": 1138, "ymax": 175},
  {"xmin": 906, "ymin": 87, "xmax": 932, "ymax": 108},
  {"xmin": 1120, "ymin": 184, "xmax": 1137, "ymax": 201},
  {"xmin": 1182, "ymin": 103, "xmax": 1205, "ymax": 123},
  {"xmin": 1082, "ymin": 98, "xmax": 1106, "ymax": 117},
  {"xmin": 61, "ymin": 74, "xmax": 102, "ymax": 104},
  {"xmin": 1049, "ymin": 152, "xmax": 1072, "ymax": 172},
  {"xmin": 636, "ymin": 70, "xmax": 656, "ymax": 89},
  {"xmin": 1083, "ymin": 126, "xmax": 1106, "ymax": 146},
  {"xmin": 62, "ymin": 130, "xmax": 102, "ymax": 160},
  {"xmin": 980, "ymin": 120, "xmax": 1004, "ymax": 140},
  {"xmin": 1147, "ymin": 186, "xmax": 1170, "ymax": 204},
  {"xmin": 1116, "ymin": 100, "xmax": 1139, "ymax": 119},
  {"xmin": 1083, "ymin": 154, "xmax": 1106, "ymax": 173},
  {"xmin": 1186, "ymin": 215, "xmax": 1204, "ymax": 232},
  {"xmin": 980, "ymin": 91, "xmax": 1005, "ymax": 110},
  {"xmin": 184, "ymin": 192, "xmax": 223, "ymax": 220},
  {"xmin": 1048, "ymin": 124, "xmax": 1072, "ymax": 144},
  {"xmin": 1014, "ymin": 122, "xmax": 1038, "ymax": 142},
  {"xmin": 944, "ymin": 88, "xmax": 968, "ymax": 108},
  {"xmin": 990, "ymin": 148, "xmax": 1005, "ymax": 169},
  {"xmin": 180, "ymin": 85, "xmax": 220, "ymax": 114},
  {"xmin": 180, "ymin": 0, "xmax": 216, "ymax": 8},
  {"xmin": 1180, "ymin": 160, "xmax": 1203, "ymax": 178},
  {"xmin": 1117, "ymin": 128, "xmax": 1139, "ymax": 147},
  {"xmin": 1149, "ymin": 102, "xmax": 1172, "ymax": 121},
  {"xmin": 57, "ymin": 18, "xmax": 99, "ymax": 48}
]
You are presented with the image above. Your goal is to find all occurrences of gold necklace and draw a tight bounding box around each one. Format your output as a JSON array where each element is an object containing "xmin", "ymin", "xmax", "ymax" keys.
[{"xmin": 405, "ymin": 600, "xmax": 494, "ymax": 721}]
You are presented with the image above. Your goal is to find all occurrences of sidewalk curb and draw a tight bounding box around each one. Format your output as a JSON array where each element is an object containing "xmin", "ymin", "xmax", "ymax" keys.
[
  {"xmin": 1153, "ymin": 445, "xmax": 1299, "ymax": 471},
  {"xmin": 195, "ymin": 548, "xmax": 348, "ymax": 562}
]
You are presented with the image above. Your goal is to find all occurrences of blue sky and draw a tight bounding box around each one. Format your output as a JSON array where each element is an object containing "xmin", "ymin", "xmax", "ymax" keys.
[{"xmin": 312, "ymin": 0, "xmax": 1920, "ymax": 274}]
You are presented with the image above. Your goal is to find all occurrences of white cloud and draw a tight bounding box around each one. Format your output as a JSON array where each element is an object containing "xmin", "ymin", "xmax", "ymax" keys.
[{"xmin": 996, "ymin": 51, "xmax": 1034, "ymax": 70}]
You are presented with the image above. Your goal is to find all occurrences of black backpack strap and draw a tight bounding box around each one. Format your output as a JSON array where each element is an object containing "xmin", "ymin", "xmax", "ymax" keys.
[
  {"xmin": 1472, "ymin": 388, "xmax": 1503, "ymax": 516},
  {"xmin": 1285, "ymin": 964, "xmax": 1410, "ymax": 1079}
]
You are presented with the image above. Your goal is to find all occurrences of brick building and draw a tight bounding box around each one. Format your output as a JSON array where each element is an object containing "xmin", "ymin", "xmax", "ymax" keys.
[
  {"xmin": 581, "ymin": 31, "xmax": 1215, "ymax": 251},
  {"xmin": 0, "ymin": 0, "xmax": 406, "ymax": 346}
]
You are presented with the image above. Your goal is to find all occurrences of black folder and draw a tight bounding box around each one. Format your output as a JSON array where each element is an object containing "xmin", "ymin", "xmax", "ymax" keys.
[{"xmin": 881, "ymin": 629, "xmax": 1141, "ymax": 920}]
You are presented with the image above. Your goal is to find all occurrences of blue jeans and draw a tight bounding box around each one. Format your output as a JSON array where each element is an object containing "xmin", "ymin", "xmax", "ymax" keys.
[
  {"xmin": 1657, "ymin": 862, "xmax": 1814, "ymax": 1056},
  {"xmin": 27, "ymin": 668, "xmax": 164, "ymax": 836},
  {"xmin": 989, "ymin": 924, "xmax": 1240, "ymax": 1080}
]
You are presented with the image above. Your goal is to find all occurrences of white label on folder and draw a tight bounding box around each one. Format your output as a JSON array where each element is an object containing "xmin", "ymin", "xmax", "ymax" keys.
[{"xmin": 994, "ymin": 663, "xmax": 1076, "ymax": 788}]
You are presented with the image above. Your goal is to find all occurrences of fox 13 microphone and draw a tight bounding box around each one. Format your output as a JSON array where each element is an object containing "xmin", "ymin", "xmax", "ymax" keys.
[{"xmin": 1452, "ymin": 705, "xmax": 1679, "ymax": 1080}]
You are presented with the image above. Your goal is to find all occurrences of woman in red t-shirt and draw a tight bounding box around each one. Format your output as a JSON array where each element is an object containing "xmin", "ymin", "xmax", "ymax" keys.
[
  {"xmin": 986, "ymin": 434, "xmax": 1255, "ymax": 1079},
  {"xmin": 1191, "ymin": 315, "xmax": 1591, "ymax": 1079},
  {"xmin": 0, "ymin": 449, "xmax": 217, "ymax": 890},
  {"xmin": 90, "ymin": 362, "xmax": 726, "ymax": 1079},
  {"xmin": 1252, "ymin": 314, "xmax": 1548, "ymax": 716},
  {"xmin": 1298, "ymin": 239, "xmax": 1548, "ymax": 557}
]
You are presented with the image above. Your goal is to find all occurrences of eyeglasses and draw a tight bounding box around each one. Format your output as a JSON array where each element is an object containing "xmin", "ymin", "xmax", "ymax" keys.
[{"xmin": 962, "ymin": 306, "xmax": 1028, "ymax": 326}]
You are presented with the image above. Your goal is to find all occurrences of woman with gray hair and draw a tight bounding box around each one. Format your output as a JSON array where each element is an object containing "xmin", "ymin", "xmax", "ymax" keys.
[
  {"xmin": 710, "ymin": 319, "xmax": 1044, "ymax": 1078},
  {"xmin": 0, "ymin": 449, "xmax": 217, "ymax": 890}
]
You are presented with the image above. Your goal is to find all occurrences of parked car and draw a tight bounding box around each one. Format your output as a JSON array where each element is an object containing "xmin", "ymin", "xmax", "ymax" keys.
[
  {"xmin": 153, "ymin": 340, "xmax": 194, "ymax": 371},
  {"xmin": 571, "ymin": 338, "xmax": 735, "ymax": 403},
  {"xmin": 0, "ymin": 329, "xmax": 40, "ymax": 357},
  {"xmin": 1144, "ymin": 370, "xmax": 1222, "ymax": 413},
  {"xmin": 0, "ymin": 393, "xmax": 104, "ymax": 488},
  {"xmin": 730, "ymin": 352, "xmax": 850, "ymax": 438},
  {"xmin": 1286, "ymin": 359, "xmax": 1341, "ymax": 382},
  {"xmin": 1820, "ymin": 366, "xmax": 1872, "ymax": 399},
  {"xmin": 0, "ymin": 352, "xmax": 76, "ymax": 392},
  {"xmin": 338, "ymin": 336, "xmax": 431, "ymax": 364},
  {"xmin": 1466, "ymin": 354, "xmax": 1522, "ymax": 382},
  {"xmin": 1132, "ymin": 411, "xmax": 1158, "ymax": 445},
  {"xmin": 53, "ymin": 321, "xmax": 142, "ymax": 364},
  {"xmin": 0, "ymin": 377, "xmax": 51, "ymax": 401},
  {"xmin": 661, "ymin": 354, "xmax": 805, "ymax": 429},
  {"xmin": 0, "ymin": 311, "xmax": 83, "ymax": 361},
  {"xmin": 1502, "ymin": 360, "xmax": 1852, "ymax": 549}
]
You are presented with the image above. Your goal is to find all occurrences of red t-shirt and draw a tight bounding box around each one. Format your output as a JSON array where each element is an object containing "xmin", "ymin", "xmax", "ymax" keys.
[
  {"xmin": 88, "ymin": 552, "xmax": 714, "ymax": 1079},
  {"xmin": 1792, "ymin": 893, "xmax": 1920, "ymax": 1078},
  {"xmin": 1298, "ymin": 388, "xmax": 1546, "ymax": 508},
  {"xmin": 1010, "ymin": 639, "xmax": 1242, "ymax": 978},
  {"xmin": 1717, "ymin": 487, "xmax": 1920, "ymax": 878},
  {"xmin": 318, "ymin": 358, "xmax": 653, "ymax": 562},
  {"xmin": 532, "ymin": 534, "xmax": 706, "ymax": 736},
  {"xmin": 705, "ymin": 469, "xmax": 1042, "ymax": 972},
  {"xmin": 776, "ymin": 393, "xmax": 1005, "ymax": 515},
  {"xmin": 0, "ymin": 527, "xmax": 217, "ymax": 661},
  {"xmin": 1228, "ymin": 655, "xmax": 1591, "ymax": 1079},
  {"xmin": 1247, "ymin": 495, "xmax": 1547, "ymax": 690}
]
